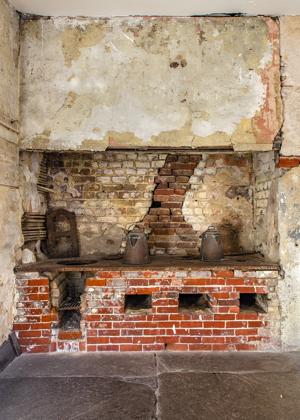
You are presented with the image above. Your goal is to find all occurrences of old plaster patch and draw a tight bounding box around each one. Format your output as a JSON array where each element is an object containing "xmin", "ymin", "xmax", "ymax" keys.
[
  {"xmin": 20, "ymin": 16, "xmax": 281, "ymax": 151},
  {"xmin": 278, "ymin": 166, "xmax": 300, "ymax": 348},
  {"xmin": 0, "ymin": 0, "xmax": 19, "ymax": 122},
  {"xmin": 61, "ymin": 21, "xmax": 107, "ymax": 67},
  {"xmin": 182, "ymin": 154, "xmax": 254, "ymax": 253}
]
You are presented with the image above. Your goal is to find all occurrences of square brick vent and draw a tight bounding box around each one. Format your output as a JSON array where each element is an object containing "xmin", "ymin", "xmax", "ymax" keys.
[
  {"xmin": 178, "ymin": 293, "xmax": 210, "ymax": 313},
  {"xmin": 125, "ymin": 294, "xmax": 152, "ymax": 314}
]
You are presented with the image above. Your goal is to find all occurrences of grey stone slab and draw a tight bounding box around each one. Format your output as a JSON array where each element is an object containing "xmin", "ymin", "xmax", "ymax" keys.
[
  {"xmin": 0, "ymin": 352, "xmax": 156, "ymax": 379},
  {"xmin": 157, "ymin": 351, "xmax": 300, "ymax": 374},
  {"xmin": 2, "ymin": 352, "xmax": 300, "ymax": 420},
  {"xmin": 0, "ymin": 377, "xmax": 155, "ymax": 420},
  {"xmin": 158, "ymin": 371, "xmax": 300, "ymax": 420},
  {"xmin": 0, "ymin": 338, "xmax": 16, "ymax": 372}
]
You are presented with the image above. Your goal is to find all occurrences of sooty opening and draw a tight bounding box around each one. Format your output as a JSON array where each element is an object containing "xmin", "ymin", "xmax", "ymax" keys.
[
  {"xmin": 59, "ymin": 310, "xmax": 81, "ymax": 330},
  {"xmin": 125, "ymin": 294, "xmax": 152, "ymax": 313},
  {"xmin": 179, "ymin": 293, "xmax": 210, "ymax": 312},
  {"xmin": 239, "ymin": 293, "xmax": 268, "ymax": 313}
]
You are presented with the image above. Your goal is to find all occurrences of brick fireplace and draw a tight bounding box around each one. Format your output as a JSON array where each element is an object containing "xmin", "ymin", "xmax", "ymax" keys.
[
  {"xmin": 13, "ymin": 13, "xmax": 281, "ymax": 353},
  {"xmin": 2, "ymin": 8, "xmax": 300, "ymax": 360},
  {"xmin": 14, "ymin": 264, "xmax": 280, "ymax": 352},
  {"xmin": 14, "ymin": 149, "xmax": 281, "ymax": 353}
]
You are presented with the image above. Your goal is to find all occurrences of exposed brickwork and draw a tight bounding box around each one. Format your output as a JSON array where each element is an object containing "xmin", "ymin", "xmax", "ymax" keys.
[
  {"xmin": 49, "ymin": 273, "xmax": 68, "ymax": 309},
  {"xmin": 13, "ymin": 275, "xmax": 58, "ymax": 353},
  {"xmin": 254, "ymin": 153, "xmax": 275, "ymax": 222},
  {"xmin": 183, "ymin": 153, "xmax": 254, "ymax": 254},
  {"xmin": 47, "ymin": 151, "xmax": 166, "ymax": 255},
  {"xmin": 14, "ymin": 268, "xmax": 280, "ymax": 353},
  {"xmin": 276, "ymin": 156, "xmax": 300, "ymax": 168},
  {"xmin": 57, "ymin": 330, "xmax": 82, "ymax": 340},
  {"xmin": 252, "ymin": 152, "xmax": 278, "ymax": 260},
  {"xmin": 46, "ymin": 151, "xmax": 256, "ymax": 257},
  {"xmin": 141, "ymin": 154, "xmax": 201, "ymax": 256}
]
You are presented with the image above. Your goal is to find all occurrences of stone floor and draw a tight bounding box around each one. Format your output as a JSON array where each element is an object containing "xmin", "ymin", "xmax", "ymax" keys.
[{"xmin": 1, "ymin": 352, "xmax": 300, "ymax": 419}]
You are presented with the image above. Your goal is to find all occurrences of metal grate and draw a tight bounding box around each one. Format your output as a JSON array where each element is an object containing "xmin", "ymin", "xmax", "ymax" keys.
[{"xmin": 59, "ymin": 297, "xmax": 81, "ymax": 311}]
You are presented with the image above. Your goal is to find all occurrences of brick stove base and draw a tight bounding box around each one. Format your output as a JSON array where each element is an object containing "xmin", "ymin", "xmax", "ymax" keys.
[{"xmin": 14, "ymin": 268, "xmax": 280, "ymax": 352}]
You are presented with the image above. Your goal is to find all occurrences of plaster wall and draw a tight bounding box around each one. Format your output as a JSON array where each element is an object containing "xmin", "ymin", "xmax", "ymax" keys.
[
  {"xmin": 278, "ymin": 167, "xmax": 300, "ymax": 349},
  {"xmin": 19, "ymin": 16, "xmax": 282, "ymax": 152},
  {"xmin": 277, "ymin": 17, "xmax": 300, "ymax": 349},
  {"xmin": 280, "ymin": 17, "xmax": 300, "ymax": 156},
  {"xmin": 0, "ymin": 0, "xmax": 21, "ymax": 345},
  {"xmin": 20, "ymin": 151, "xmax": 47, "ymax": 214},
  {"xmin": 183, "ymin": 153, "xmax": 254, "ymax": 254}
]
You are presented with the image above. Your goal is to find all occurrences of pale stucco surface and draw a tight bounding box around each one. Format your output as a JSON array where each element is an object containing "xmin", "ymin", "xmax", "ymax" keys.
[
  {"xmin": 19, "ymin": 16, "xmax": 282, "ymax": 152},
  {"xmin": 0, "ymin": 0, "xmax": 21, "ymax": 345},
  {"xmin": 280, "ymin": 17, "xmax": 300, "ymax": 156},
  {"xmin": 0, "ymin": 0, "xmax": 19, "ymax": 124},
  {"xmin": 278, "ymin": 167, "xmax": 300, "ymax": 349},
  {"xmin": 277, "ymin": 17, "xmax": 300, "ymax": 349},
  {"xmin": 183, "ymin": 153, "xmax": 254, "ymax": 254}
]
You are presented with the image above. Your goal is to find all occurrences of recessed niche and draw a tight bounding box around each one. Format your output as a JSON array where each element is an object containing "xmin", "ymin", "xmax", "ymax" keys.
[
  {"xmin": 125, "ymin": 294, "xmax": 152, "ymax": 314},
  {"xmin": 239, "ymin": 293, "xmax": 268, "ymax": 313},
  {"xmin": 179, "ymin": 293, "xmax": 210, "ymax": 312}
]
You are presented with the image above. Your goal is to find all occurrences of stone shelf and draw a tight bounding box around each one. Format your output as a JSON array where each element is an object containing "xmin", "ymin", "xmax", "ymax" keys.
[{"xmin": 16, "ymin": 254, "xmax": 279, "ymax": 273}]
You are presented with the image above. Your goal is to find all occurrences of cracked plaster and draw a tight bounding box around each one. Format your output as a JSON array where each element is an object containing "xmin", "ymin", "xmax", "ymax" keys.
[{"xmin": 20, "ymin": 16, "xmax": 282, "ymax": 152}]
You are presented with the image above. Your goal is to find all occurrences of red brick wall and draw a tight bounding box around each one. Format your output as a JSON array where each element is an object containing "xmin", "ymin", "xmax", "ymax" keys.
[
  {"xmin": 141, "ymin": 154, "xmax": 201, "ymax": 256},
  {"xmin": 46, "ymin": 151, "xmax": 254, "ymax": 257},
  {"xmin": 276, "ymin": 156, "xmax": 300, "ymax": 168},
  {"xmin": 13, "ymin": 277, "xmax": 57, "ymax": 353},
  {"xmin": 14, "ymin": 269, "xmax": 280, "ymax": 352}
]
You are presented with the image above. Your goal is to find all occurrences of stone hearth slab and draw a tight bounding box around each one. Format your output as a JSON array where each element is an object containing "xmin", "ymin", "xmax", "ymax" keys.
[
  {"xmin": 157, "ymin": 351, "xmax": 300, "ymax": 374},
  {"xmin": 0, "ymin": 353, "xmax": 156, "ymax": 379},
  {"xmin": 0, "ymin": 377, "xmax": 155, "ymax": 420},
  {"xmin": 158, "ymin": 371, "xmax": 300, "ymax": 420},
  {"xmin": 1, "ymin": 352, "xmax": 300, "ymax": 420}
]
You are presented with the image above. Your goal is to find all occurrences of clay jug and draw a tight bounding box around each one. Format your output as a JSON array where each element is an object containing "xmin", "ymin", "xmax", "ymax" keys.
[
  {"xmin": 200, "ymin": 225, "xmax": 224, "ymax": 261},
  {"xmin": 123, "ymin": 228, "xmax": 150, "ymax": 265}
]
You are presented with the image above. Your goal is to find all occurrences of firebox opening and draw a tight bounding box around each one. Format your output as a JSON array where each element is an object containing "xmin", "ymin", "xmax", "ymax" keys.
[
  {"xmin": 179, "ymin": 293, "xmax": 210, "ymax": 312},
  {"xmin": 59, "ymin": 310, "xmax": 81, "ymax": 331},
  {"xmin": 239, "ymin": 293, "xmax": 268, "ymax": 313},
  {"xmin": 125, "ymin": 294, "xmax": 152, "ymax": 314},
  {"xmin": 58, "ymin": 272, "xmax": 84, "ymax": 310},
  {"xmin": 55, "ymin": 272, "xmax": 85, "ymax": 331}
]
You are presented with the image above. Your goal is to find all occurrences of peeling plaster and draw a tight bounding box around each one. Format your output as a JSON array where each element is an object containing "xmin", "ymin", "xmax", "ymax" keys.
[
  {"xmin": 278, "ymin": 167, "xmax": 300, "ymax": 349},
  {"xmin": 182, "ymin": 153, "xmax": 254, "ymax": 254},
  {"xmin": 20, "ymin": 16, "xmax": 282, "ymax": 151},
  {"xmin": 0, "ymin": 0, "xmax": 21, "ymax": 346},
  {"xmin": 280, "ymin": 17, "xmax": 300, "ymax": 156},
  {"xmin": 0, "ymin": 0, "xmax": 19, "ymax": 122}
]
